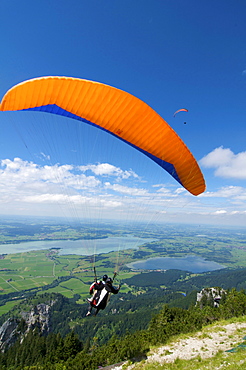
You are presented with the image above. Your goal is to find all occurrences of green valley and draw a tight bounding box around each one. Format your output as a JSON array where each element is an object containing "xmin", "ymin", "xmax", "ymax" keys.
[{"xmin": 0, "ymin": 219, "xmax": 246, "ymax": 316}]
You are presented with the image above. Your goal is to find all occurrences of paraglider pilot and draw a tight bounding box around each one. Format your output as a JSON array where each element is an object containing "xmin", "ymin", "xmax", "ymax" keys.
[
  {"xmin": 86, "ymin": 277, "xmax": 121, "ymax": 316},
  {"xmin": 87, "ymin": 274, "xmax": 108, "ymax": 302}
]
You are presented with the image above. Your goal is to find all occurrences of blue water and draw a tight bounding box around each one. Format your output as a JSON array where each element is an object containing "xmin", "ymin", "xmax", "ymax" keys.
[
  {"xmin": 127, "ymin": 255, "xmax": 226, "ymax": 273},
  {"xmin": 0, "ymin": 236, "xmax": 155, "ymax": 255}
]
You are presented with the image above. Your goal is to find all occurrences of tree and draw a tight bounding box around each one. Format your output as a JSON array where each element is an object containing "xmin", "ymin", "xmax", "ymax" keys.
[{"xmin": 62, "ymin": 331, "xmax": 82, "ymax": 360}]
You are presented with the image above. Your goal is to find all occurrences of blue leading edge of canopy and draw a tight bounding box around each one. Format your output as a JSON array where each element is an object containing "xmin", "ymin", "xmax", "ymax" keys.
[{"xmin": 25, "ymin": 104, "xmax": 182, "ymax": 186}]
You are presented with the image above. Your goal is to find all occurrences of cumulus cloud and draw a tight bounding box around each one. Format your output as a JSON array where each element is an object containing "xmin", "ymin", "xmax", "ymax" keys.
[
  {"xmin": 200, "ymin": 146, "xmax": 246, "ymax": 179},
  {"xmin": 0, "ymin": 158, "xmax": 101, "ymax": 193},
  {"xmin": 0, "ymin": 158, "xmax": 151, "ymax": 217},
  {"xmin": 0, "ymin": 158, "xmax": 102, "ymax": 204},
  {"xmin": 1, "ymin": 157, "xmax": 245, "ymax": 224},
  {"xmin": 79, "ymin": 163, "xmax": 139, "ymax": 179}
]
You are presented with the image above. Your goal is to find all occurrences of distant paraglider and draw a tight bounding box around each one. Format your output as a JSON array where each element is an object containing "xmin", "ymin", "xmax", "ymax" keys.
[
  {"xmin": 173, "ymin": 108, "xmax": 188, "ymax": 118},
  {"xmin": 0, "ymin": 77, "xmax": 205, "ymax": 196}
]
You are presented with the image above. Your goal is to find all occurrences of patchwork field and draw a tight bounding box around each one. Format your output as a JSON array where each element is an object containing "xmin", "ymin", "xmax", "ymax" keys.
[{"xmin": 1, "ymin": 221, "xmax": 246, "ymax": 317}]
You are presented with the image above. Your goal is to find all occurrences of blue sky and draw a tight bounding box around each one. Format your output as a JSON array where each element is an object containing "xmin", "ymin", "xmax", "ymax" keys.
[{"xmin": 0, "ymin": 0, "xmax": 246, "ymax": 226}]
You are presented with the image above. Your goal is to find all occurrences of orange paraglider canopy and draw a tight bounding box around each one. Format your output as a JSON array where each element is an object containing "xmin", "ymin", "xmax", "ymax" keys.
[
  {"xmin": 0, "ymin": 76, "xmax": 205, "ymax": 196},
  {"xmin": 173, "ymin": 108, "xmax": 188, "ymax": 117}
]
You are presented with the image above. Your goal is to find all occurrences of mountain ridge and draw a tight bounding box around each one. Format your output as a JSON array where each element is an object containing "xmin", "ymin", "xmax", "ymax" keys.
[{"xmin": 111, "ymin": 317, "xmax": 246, "ymax": 370}]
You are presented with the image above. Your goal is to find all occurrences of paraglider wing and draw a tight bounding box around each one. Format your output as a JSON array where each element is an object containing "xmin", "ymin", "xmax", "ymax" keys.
[
  {"xmin": 173, "ymin": 108, "xmax": 188, "ymax": 117},
  {"xmin": 0, "ymin": 77, "xmax": 205, "ymax": 196}
]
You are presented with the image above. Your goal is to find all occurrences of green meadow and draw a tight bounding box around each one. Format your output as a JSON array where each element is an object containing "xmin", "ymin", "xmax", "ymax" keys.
[
  {"xmin": 0, "ymin": 248, "xmax": 134, "ymax": 312},
  {"xmin": 1, "ymin": 222, "xmax": 246, "ymax": 317}
]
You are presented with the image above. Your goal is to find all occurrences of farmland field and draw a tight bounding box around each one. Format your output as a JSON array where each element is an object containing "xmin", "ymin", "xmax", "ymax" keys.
[{"xmin": 1, "ymin": 219, "xmax": 246, "ymax": 316}]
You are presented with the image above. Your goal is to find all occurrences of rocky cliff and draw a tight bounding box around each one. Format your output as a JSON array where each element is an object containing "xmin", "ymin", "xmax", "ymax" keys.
[{"xmin": 0, "ymin": 301, "xmax": 55, "ymax": 352}]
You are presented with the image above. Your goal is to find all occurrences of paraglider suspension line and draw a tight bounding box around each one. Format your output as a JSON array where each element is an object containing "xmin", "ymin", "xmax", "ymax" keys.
[{"xmin": 93, "ymin": 266, "xmax": 97, "ymax": 282}]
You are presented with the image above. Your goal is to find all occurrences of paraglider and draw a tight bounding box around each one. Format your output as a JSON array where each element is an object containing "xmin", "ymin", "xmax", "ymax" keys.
[
  {"xmin": 173, "ymin": 108, "xmax": 188, "ymax": 117},
  {"xmin": 86, "ymin": 276, "xmax": 121, "ymax": 316},
  {"xmin": 0, "ymin": 76, "xmax": 205, "ymax": 196}
]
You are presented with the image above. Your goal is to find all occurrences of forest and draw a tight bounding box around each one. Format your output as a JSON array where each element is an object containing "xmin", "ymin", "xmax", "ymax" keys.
[
  {"xmin": 0, "ymin": 288, "xmax": 246, "ymax": 369},
  {"xmin": 1, "ymin": 221, "xmax": 246, "ymax": 368}
]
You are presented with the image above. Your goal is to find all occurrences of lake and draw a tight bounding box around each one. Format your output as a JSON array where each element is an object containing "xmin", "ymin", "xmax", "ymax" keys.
[
  {"xmin": 0, "ymin": 236, "xmax": 155, "ymax": 255},
  {"xmin": 127, "ymin": 255, "xmax": 226, "ymax": 273}
]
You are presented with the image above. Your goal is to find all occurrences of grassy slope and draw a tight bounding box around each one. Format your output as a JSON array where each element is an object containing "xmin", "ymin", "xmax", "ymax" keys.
[{"xmin": 122, "ymin": 316, "xmax": 246, "ymax": 370}]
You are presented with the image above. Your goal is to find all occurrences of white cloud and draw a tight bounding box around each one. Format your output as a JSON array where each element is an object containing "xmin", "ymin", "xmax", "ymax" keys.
[
  {"xmin": 174, "ymin": 188, "xmax": 186, "ymax": 195},
  {"xmin": 23, "ymin": 193, "xmax": 121, "ymax": 208},
  {"xmin": 0, "ymin": 158, "xmax": 100, "ymax": 190},
  {"xmin": 0, "ymin": 158, "xmax": 149, "ymax": 218},
  {"xmin": 0, "ymin": 158, "xmax": 101, "ymax": 204},
  {"xmin": 104, "ymin": 182, "xmax": 148, "ymax": 196},
  {"xmin": 201, "ymin": 186, "xmax": 246, "ymax": 201},
  {"xmin": 156, "ymin": 187, "xmax": 176, "ymax": 196},
  {"xmin": 212, "ymin": 210, "xmax": 227, "ymax": 215},
  {"xmin": 200, "ymin": 147, "xmax": 246, "ymax": 179},
  {"xmin": 1, "ymin": 157, "xmax": 246, "ymax": 225},
  {"xmin": 79, "ymin": 163, "xmax": 139, "ymax": 179}
]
